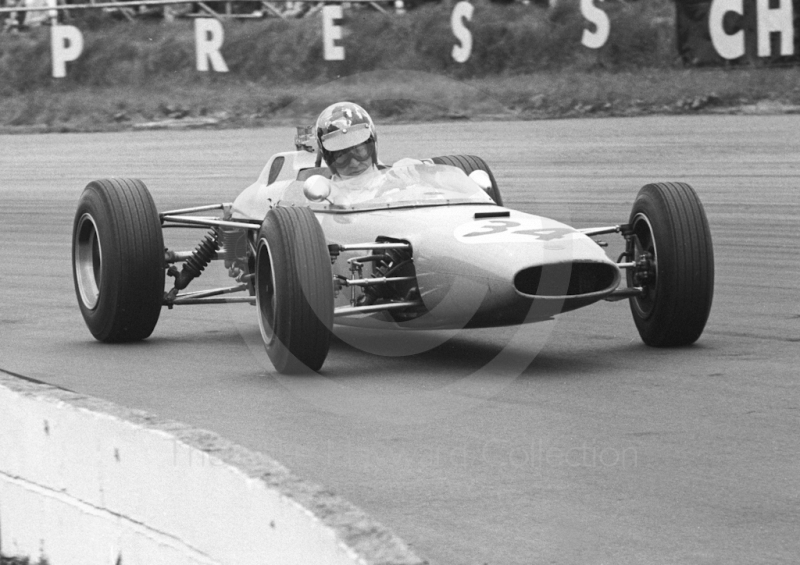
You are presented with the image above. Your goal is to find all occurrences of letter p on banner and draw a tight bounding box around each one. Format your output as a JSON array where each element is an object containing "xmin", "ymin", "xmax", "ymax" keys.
[
  {"xmin": 195, "ymin": 18, "xmax": 229, "ymax": 72},
  {"xmin": 51, "ymin": 25, "xmax": 84, "ymax": 79}
]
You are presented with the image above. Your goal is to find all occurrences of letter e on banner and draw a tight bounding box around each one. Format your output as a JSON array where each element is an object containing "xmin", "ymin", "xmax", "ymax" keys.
[
  {"xmin": 323, "ymin": 5, "xmax": 345, "ymax": 61},
  {"xmin": 709, "ymin": 0, "xmax": 744, "ymax": 59},
  {"xmin": 195, "ymin": 18, "xmax": 229, "ymax": 72},
  {"xmin": 756, "ymin": 0, "xmax": 794, "ymax": 57},
  {"xmin": 51, "ymin": 25, "xmax": 84, "ymax": 79},
  {"xmin": 451, "ymin": 1, "xmax": 473, "ymax": 63},
  {"xmin": 580, "ymin": 0, "xmax": 610, "ymax": 49}
]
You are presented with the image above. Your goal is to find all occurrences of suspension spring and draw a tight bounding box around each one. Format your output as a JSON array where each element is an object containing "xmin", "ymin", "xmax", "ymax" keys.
[{"xmin": 173, "ymin": 230, "xmax": 219, "ymax": 290}]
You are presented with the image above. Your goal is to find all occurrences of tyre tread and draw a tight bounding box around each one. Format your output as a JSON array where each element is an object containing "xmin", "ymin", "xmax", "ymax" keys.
[
  {"xmin": 258, "ymin": 206, "xmax": 333, "ymax": 373},
  {"xmin": 629, "ymin": 182, "xmax": 713, "ymax": 346},
  {"xmin": 73, "ymin": 178, "xmax": 164, "ymax": 342}
]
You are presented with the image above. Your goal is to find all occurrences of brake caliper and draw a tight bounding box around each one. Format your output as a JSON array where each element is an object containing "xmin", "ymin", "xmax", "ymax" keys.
[{"xmin": 632, "ymin": 252, "xmax": 655, "ymax": 286}]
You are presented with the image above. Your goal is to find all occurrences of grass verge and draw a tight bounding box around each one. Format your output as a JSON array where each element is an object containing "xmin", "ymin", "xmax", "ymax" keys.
[{"xmin": 1, "ymin": 66, "xmax": 800, "ymax": 133}]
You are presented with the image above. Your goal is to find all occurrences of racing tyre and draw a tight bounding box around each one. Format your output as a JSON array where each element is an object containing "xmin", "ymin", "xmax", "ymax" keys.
[
  {"xmin": 255, "ymin": 206, "xmax": 334, "ymax": 373},
  {"xmin": 72, "ymin": 178, "xmax": 165, "ymax": 342},
  {"xmin": 627, "ymin": 182, "xmax": 714, "ymax": 346},
  {"xmin": 431, "ymin": 155, "xmax": 503, "ymax": 205}
]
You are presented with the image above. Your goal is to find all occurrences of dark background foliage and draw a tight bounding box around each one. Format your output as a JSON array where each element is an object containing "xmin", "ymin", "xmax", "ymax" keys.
[{"xmin": 0, "ymin": 0, "xmax": 678, "ymax": 94}]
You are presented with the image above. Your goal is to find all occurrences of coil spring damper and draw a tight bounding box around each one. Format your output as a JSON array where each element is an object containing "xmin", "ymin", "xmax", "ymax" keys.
[
  {"xmin": 168, "ymin": 230, "xmax": 219, "ymax": 291},
  {"xmin": 363, "ymin": 244, "xmax": 418, "ymax": 303}
]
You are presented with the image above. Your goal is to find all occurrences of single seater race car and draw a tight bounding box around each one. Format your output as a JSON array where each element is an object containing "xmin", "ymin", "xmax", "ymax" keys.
[{"xmin": 72, "ymin": 128, "xmax": 714, "ymax": 373}]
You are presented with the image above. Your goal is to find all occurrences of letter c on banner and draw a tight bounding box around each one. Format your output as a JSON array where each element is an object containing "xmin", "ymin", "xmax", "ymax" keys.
[
  {"xmin": 451, "ymin": 1, "xmax": 473, "ymax": 63},
  {"xmin": 195, "ymin": 18, "xmax": 229, "ymax": 72},
  {"xmin": 51, "ymin": 25, "xmax": 84, "ymax": 79},
  {"xmin": 709, "ymin": 0, "xmax": 744, "ymax": 59},
  {"xmin": 323, "ymin": 5, "xmax": 345, "ymax": 61},
  {"xmin": 580, "ymin": 0, "xmax": 610, "ymax": 49}
]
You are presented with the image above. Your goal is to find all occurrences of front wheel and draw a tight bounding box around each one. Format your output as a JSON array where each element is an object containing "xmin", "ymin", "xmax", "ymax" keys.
[
  {"xmin": 255, "ymin": 206, "xmax": 334, "ymax": 373},
  {"xmin": 72, "ymin": 178, "xmax": 165, "ymax": 342},
  {"xmin": 627, "ymin": 182, "xmax": 714, "ymax": 346}
]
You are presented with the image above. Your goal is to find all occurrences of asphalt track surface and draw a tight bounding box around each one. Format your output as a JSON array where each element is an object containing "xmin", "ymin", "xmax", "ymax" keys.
[{"xmin": 1, "ymin": 115, "xmax": 799, "ymax": 565}]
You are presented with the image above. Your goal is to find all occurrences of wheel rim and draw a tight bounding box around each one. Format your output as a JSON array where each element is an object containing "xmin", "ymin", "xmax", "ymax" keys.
[
  {"xmin": 629, "ymin": 212, "xmax": 658, "ymax": 319},
  {"xmin": 75, "ymin": 213, "xmax": 103, "ymax": 310},
  {"xmin": 255, "ymin": 237, "xmax": 277, "ymax": 345}
]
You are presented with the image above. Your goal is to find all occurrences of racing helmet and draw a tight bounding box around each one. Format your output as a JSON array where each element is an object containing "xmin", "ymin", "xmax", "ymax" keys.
[{"xmin": 315, "ymin": 102, "xmax": 378, "ymax": 177}]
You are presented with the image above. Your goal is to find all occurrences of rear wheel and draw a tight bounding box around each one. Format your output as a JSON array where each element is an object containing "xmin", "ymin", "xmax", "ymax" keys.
[
  {"xmin": 255, "ymin": 206, "xmax": 334, "ymax": 373},
  {"xmin": 72, "ymin": 178, "xmax": 165, "ymax": 342},
  {"xmin": 627, "ymin": 182, "xmax": 714, "ymax": 346},
  {"xmin": 431, "ymin": 155, "xmax": 503, "ymax": 205}
]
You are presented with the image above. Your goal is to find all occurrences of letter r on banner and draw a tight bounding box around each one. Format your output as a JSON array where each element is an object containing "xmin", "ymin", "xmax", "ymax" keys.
[
  {"xmin": 51, "ymin": 25, "xmax": 84, "ymax": 79},
  {"xmin": 322, "ymin": 5, "xmax": 344, "ymax": 61},
  {"xmin": 195, "ymin": 18, "xmax": 229, "ymax": 72},
  {"xmin": 451, "ymin": 1, "xmax": 473, "ymax": 63}
]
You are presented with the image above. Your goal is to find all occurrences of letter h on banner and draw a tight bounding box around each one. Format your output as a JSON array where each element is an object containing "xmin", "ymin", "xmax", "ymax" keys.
[{"xmin": 756, "ymin": 0, "xmax": 794, "ymax": 56}]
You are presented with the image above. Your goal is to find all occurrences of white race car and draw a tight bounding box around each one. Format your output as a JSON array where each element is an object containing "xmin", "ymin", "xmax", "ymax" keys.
[{"xmin": 72, "ymin": 129, "xmax": 714, "ymax": 373}]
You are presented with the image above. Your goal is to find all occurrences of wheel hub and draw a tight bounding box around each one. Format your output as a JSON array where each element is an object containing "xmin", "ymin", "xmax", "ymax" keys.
[
  {"xmin": 632, "ymin": 252, "xmax": 655, "ymax": 287},
  {"xmin": 75, "ymin": 213, "xmax": 102, "ymax": 310}
]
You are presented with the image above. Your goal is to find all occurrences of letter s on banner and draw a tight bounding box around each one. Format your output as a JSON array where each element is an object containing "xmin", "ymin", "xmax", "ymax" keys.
[
  {"xmin": 709, "ymin": 0, "xmax": 744, "ymax": 59},
  {"xmin": 323, "ymin": 5, "xmax": 345, "ymax": 61},
  {"xmin": 451, "ymin": 1, "xmax": 473, "ymax": 64},
  {"xmin": 194, "ymin": 18, "xmax": 229, "ymax": 72},
  {"xmin": 580, "ymin": 0, "xmax": 610, "ymax": 49},
  {"xmin": 51, "ymin": 25, "xmax": 84, "ymax": 79}
]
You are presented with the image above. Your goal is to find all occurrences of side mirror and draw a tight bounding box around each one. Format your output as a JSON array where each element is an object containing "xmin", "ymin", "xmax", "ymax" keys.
[
  {"xmin": 469, "ymin": 170, "xmax": 492, "ymax": 193},
  {"xmin": 294, "ymin": 125, "xmax": 316, "ymax": 153},
  {"xmin": 303, "ymin": 175, "xmax": 332, "ymax": 202}
]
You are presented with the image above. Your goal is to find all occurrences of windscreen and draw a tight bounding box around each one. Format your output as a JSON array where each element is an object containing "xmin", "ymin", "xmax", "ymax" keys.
[{"xmin": 280, "ymin": 163, "xmax": 494, "ymax": 212}]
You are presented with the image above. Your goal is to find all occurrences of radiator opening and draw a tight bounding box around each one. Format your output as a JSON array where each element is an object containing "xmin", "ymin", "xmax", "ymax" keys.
[{"xmin": 514, "ymin": 262, "xmax": 619, "ymax": 297}]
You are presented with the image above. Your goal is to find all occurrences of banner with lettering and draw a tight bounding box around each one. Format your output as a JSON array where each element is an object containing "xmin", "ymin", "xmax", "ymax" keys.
[{"xmin": 676, "ymin": 0, "xmax": 800, "ymax": 65}]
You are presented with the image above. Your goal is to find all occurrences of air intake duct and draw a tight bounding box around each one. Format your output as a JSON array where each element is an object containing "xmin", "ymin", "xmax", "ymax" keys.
[{"xmin": 514, "ymin": 262, "xmax": 619, "ymax": 298}]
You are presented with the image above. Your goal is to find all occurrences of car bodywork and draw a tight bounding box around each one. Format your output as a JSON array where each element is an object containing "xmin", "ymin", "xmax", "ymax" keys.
[{"xmin": 164, "ymin": 149, "xmax": 624, "ymax": 330}]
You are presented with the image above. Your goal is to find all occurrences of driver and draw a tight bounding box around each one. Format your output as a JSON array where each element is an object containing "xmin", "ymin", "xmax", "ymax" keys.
[{"xmin": 315, "ymin": 101, "xmax": 383, "ymax": 203}]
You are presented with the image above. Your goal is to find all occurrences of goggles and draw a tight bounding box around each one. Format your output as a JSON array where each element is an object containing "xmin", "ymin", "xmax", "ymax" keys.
[{"xmin": 330, "ymin": 141, "xmax": 374, "ymax": 168}]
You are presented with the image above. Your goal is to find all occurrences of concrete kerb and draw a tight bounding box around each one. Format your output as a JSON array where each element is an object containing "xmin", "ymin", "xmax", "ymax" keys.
[{"xmin": 0, "ymin": 370, "xmax": 428, "ymax": 565}]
